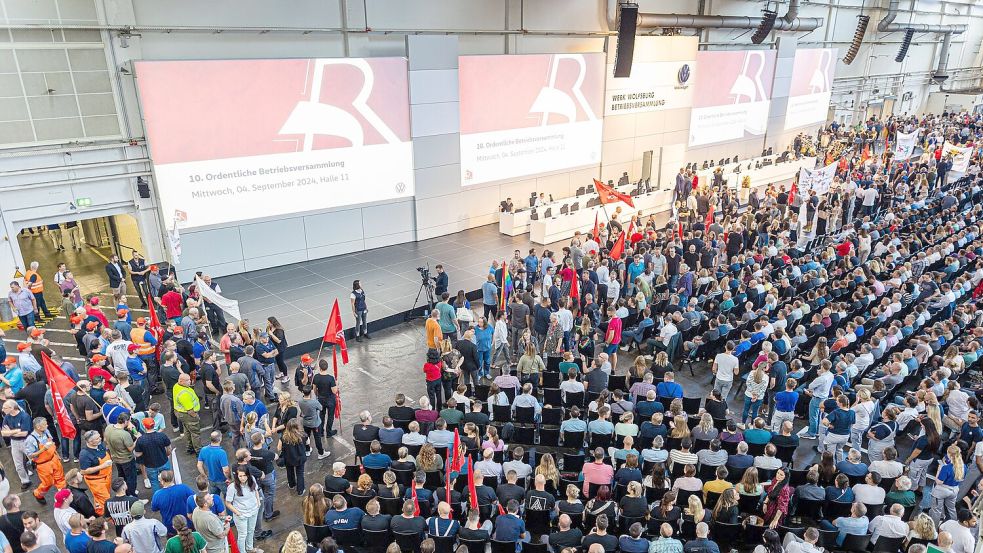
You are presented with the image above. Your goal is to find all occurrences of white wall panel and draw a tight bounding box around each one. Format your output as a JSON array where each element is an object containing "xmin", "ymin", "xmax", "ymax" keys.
[
  {"xmin": 409, "ymin": 70, "xmax": 459, "ymax": 104},
  {"xmin": 410, "ymin": 102, "xmax": 460, "ymax": 137}
]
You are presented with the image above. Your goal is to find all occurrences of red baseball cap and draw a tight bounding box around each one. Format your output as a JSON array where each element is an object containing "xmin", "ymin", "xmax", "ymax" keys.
[
  {"xmin": 55, "ymin": 489, "xmax": 71, "ymax": 508},
  {"xmin": 89, "ymin": 297, "xmax": 100, "ymax": 306},
  {"xmin": 2, "ymin": 357, "xmax": 16, "ymax": 366},
  {"xmin": 301, "ymin": 354, "xmax": 313, "ymax": 363},
  {"xmin": 142, "ymin": 418, "xmax": 155, "ymax": 430},
  {"xmin": 137, "ymin": 317, "xmax": 146, "ymax": 325},
  {"xmin": 117, "ymin": 309, "xmax": 128, "ymax": 317},
  {"xmin": 172, "ymin": 327, "xmax": 183, "ymax": 335},
  {"xmin": 91, "ymin": 354, "xmax": 107, "ymax": 363},
  {"xmin": 16, "ymin": 342, "xmax": 30, "ymax": 352},
  {"xmin": 127, "ymin": 344, "xmax": 140, "ymax": 353},
  {"xmin": 29, "ymin": 329, "xmax": 44, "ymax": 338},
  {"xmin": 86, "ymin": 321, "xmax": 98, "ymax": 330}
]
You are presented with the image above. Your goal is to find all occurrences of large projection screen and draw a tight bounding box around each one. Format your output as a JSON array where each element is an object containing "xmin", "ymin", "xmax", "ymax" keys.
[
  {"xmin": 458, "ymin": 53, "xmax": 605, "ymax": 186},
  {"xmin": 688, "ymin": 50, "xmax": 776, "ymax": 147},
  {"xmin": 135, "ymin": 58, "xmax": 414, "ymax": 230},
  {"xmin": 784, "ymin": 48, "xmax": 837, "ymax": 130}
]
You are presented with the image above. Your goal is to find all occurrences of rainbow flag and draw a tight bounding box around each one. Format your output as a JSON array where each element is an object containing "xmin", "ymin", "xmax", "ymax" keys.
[{"xmin": 500, "ymin": 259, "xmax": 513, "ymax": 307}]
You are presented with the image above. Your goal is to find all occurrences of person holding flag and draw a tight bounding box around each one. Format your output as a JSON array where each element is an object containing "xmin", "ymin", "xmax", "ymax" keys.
[
  {"xmin": 320, "ymin": 299, "xmax": 348, "ymax": 424},
  {"xmin": 480, "ymin": 274, "xmax": 499, "ymax": 321},
  {"xmin": 41, "ymin": 351, "xmax": 77, "ymax": 466}
]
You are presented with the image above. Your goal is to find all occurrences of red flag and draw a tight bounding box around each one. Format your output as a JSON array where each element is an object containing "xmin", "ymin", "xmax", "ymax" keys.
[
  {"xmin": 592, "ymin": 212, "xmax": 599, "ymax": 241},
  {"xmin": 331, "ymin": 348, "xmax": 342, "ymax": 419},
  {"xmin": 677, "ymin": 220, "xmax": 684, "ymax": 241},
  {"xmin": 609, "ymin": 231, "xmax": 626, "ymax": 261},
  {"xmin": 323, "ymin": 299, "xmax": 349, "ymax": 364},
  {"xmin": 227, "ymin": 530, "xmax": 240, "ymax": 553},
  {"xmin": 788, "ymin": 181, "xmax": 797, "ymax": 206},
  {"xmin": 411, "ymin": 484, "xmax": 421, "ymax": 516},
  {"xmin": 497, "ymin": 503, "xmax": 507, "ymax": 516},
  {"xmin": 569, "ymin": 272, "xmax": 580, "ymax": 308},
  {"xmin": 593, "ymin": 178, "xmax": 635, "ymax": 208},
  {"xmin": 467, "ymin": 457, "xmax": 478, "ymax": 509},
  {"xmin": 705, "ymin": 205, "xmax": 714, "ymax": 229},
  {"xmin": 41, "ymin": 352, "xmax": 77, "ymax": 439},
  {"xmin": 447, "ymin": 428, "xmax": 462, "ymax": 509}
]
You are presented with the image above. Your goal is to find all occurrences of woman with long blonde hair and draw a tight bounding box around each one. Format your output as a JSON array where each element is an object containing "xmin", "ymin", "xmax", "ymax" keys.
[
  {"xmin": 302, "ymin": 484, "xmax": 329, "ymax": 525},
  {"xmin": 281, "ymin": 531, "xmax": 308, "ymax": 553},
  {"xmin": 923, "ymin": 392, "xmax": 944, "ymax": 434},
  {"xmin": 669, "ymin": 415, "xmax": 690, "ymax": 439},
  {"xmin": 684, "ymin": 494, "xmax": 709, "ymax": 524},
  {"xmin": 535, "ymin": 453, "xmax": 560, "ymax": 490},
  {"xmin": 929, "ymin": 444, "xmax": 966, "ymax": 522},
  {"xmin": 692, "ymin": 413, "xmax": 718, "ymax": 441}
]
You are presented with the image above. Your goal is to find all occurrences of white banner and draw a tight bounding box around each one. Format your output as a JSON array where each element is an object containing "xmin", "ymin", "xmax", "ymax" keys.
[
  {"xmin": 893, "ymin": 130, "xmax": 919, "ymax": 160},
  {"xmin": 797, "ymin": 162, "xmax": 837, "ymax": 196},
  {"xmin": 942, "ymin": 141, "xmax": 973, "ymax": 173},
  {"xmin": 194, "ymin": 275, "xmax": 242, "ymax": 321},
  {"xmin": 167, "ymin": 225, "xmax": 181, "ymax": 265},
  {"xmin": 605, "ymin": 60, "xmax": 695, "ymax": 116}
]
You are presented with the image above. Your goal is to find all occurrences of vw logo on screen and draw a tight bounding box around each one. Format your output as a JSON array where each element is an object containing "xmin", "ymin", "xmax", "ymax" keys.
[{"xmin": 677, "ymin": 64, "xmax": 691, "ymax": 85}]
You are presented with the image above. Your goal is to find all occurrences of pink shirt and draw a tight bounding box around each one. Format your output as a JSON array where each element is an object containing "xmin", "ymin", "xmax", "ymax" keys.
[
  {"xmin": 582, "ymin": 461, "xmax": 614, "ymax": 494},
  {"xmin": 607, "ymin": 317, "xmax": 623, "ymax": 345}
]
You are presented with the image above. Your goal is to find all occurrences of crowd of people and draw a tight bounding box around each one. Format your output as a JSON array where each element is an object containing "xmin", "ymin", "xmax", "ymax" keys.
[{"xmin": 0, "ymin": 111, "xmax": 981, "ymax": 553}]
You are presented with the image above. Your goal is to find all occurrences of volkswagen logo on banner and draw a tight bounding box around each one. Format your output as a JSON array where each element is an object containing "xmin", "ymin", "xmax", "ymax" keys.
[{"xmin": 677, "ymin": 64, "xmax": 691, "ymax": 85}]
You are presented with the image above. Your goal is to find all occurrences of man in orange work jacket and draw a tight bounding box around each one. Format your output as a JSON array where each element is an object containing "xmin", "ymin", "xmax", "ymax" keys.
[
  {"xmin": 23, "ymin": 261, "xmax": 52, "ymax": 319},
  {"xmin": 78, "ymin": 429, "xmax": 113, "ymax": 515},
  {"xmin": 25, "ymin": 417, "xmax": 65, "ymax": 504}
]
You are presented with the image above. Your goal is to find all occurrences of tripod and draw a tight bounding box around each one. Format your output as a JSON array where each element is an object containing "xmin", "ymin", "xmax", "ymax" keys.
[{"xmin": 406, "ymin": 278, "xmax": 436, "ymax": 321}]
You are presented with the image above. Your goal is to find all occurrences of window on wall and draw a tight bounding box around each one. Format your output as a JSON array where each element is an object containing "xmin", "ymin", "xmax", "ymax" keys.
[{"xmin": 0, "ymin": 0, "xmax": 120, "ymax": 146}]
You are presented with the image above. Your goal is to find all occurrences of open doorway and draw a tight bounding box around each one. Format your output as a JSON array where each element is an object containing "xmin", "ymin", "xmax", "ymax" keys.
[{"xmin": 15, "ymin": 214, "xmax": 147, "ymax": 319}]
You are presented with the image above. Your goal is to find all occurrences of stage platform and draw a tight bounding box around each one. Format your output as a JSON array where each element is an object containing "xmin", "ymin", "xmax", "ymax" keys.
[{"xmin": 215, "ymin": 223, "xmax": 570, "ymax": 354}]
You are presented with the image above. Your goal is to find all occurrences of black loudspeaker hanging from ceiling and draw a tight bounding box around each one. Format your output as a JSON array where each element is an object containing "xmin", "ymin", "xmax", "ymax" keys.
[
  {"xmin": 843, "ymin": 15, "xmax": 870, "ymax": 65},
  {"xmin": 751, "ymin": 9, "xmax": 778, "ymax": 44},
  {"xmin": 895, "ymin": 29, "xmax": 914, "ymax": 62},
  {"xmin": 613, "ymin": 2, "xmax": 639, "ymax": 78}
]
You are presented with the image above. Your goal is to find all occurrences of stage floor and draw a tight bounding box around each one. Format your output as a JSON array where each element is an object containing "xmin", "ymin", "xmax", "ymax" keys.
[{"xmin": 217, "ymin": 223, "xmax": 570, "ymax": 351}]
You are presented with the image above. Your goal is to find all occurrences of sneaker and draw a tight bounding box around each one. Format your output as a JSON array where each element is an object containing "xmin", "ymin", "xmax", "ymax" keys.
[
  {"xmin": 20, "ymin": 482, "xmax": 30, "ymax": 491},
  {"xmin": 318, "ymin": 452, "xmax": 330, "ymax": 460},
  {"xmin": 144, "ymin": 478, "xmax": 152, "ymax": 489},
  {"xmin": 61, "ymin": 457, "xmax": 70, "ymax": 463},
  {"xmin": 306, "ymin": 450, "xmax": 311, "ymax": 457},
  {"xmin": 800, "ymin": 433, "xmax": 818, "ymax": 440},
  {"xmin": 264, "ymin": 511, "xmax": 281, "ymax": 521},
  {"xmin": 34, "ymin": 495, "xmax": 46, "ymax": 505}
]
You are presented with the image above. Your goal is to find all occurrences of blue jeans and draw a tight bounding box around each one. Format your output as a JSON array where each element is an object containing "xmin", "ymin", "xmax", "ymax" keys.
[
  {"xmin": 807, "ymin": 396, "xmax": 823, "ymax": 436},
  {"xmin": 478, "ymin": 349, "xmax": 491, "ymax": 376},
  {"xmin": 742, "ymin": 397, "xmax": 763, "ymax": 424},
  {"xmin": 354, "ymin": 309, "xmax": 368, "ymax": 336},
  {"xmin": 146, "ymin": 460, "xmax": 172, "ymax": 497},
  {"xmin": 17, "ymin": 312, "xmax": 35, "ymax": 330},
  {"xmin": 259, "ymin": 471, "xmax": 276, "ymax": 520},
  {"xmin": 60, "ymin": 431, "xmax": 81, "ymax": 460},
  {"xmin": 261, "ymin": 363, "xmax": 276, "ymax": 401}
]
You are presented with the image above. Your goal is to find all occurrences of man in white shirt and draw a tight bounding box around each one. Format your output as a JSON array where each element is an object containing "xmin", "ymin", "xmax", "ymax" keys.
[
  {"xmin": 942, "ymin": 382, "xmax": 970, "ymax": 432},
  {"xmin": 559, "ymin": 369, "xmax": 586, "ymax": 403},
  {"xmin": 474, "ymin": 448, "xmax": 504, "ymax": 484},
  {"xmin": 852, "ymin": 472, "xmax": 887, "ymax": 505},
  {"xmin": 656, "ymin": 315, "xmax": 678, "ymax": 350},
  {"xmin": 939, "ymin": 509, "xmax": 977, "ymax": 553},
  {"xmin": 783, "ymin": 527, "xmax": 824, "ymax": 553},
  {"xmin": 868, "ymin": 504, "xmax": 909, "ymax": 544},
  {"xmin": 711, "ymin": 341, "xmax": 740, "ymax": 400},
  {"xmin": 868, "ymin": 447, "xmax": 904, "ymax": 479},
  {"xmin": 22, "ymin": 512, "xmax": 57, "ymax": 546}
]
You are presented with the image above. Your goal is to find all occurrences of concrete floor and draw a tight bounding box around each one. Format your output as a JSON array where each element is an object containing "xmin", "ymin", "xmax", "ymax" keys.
[{"xmin": 7, "ymin": 226, "xmax": 827, "ymax": 552}]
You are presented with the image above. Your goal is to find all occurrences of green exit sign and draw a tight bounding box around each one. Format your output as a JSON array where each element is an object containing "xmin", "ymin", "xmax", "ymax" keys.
[{"xmin": 76, "ymin": 198, "xmax": 92, "ymax": 207}]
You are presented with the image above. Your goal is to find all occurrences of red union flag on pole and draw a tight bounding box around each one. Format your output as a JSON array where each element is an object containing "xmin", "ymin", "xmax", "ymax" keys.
[
  {"xmin": 593, "ymin": 178, "xmax": 635, "ymax": 208},
  {"xmin": 323, "ymin": 299, "xmax": 349, "ymax": 364},
  {"xmin": 41, "ymin": 352, "xmax": 77, "ymax": 439}
]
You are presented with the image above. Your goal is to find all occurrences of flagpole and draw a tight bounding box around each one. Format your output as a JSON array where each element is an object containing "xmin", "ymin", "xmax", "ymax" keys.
[{"xmin": 314, "ymin": 341, "xmax": 328, "ymax": 369}]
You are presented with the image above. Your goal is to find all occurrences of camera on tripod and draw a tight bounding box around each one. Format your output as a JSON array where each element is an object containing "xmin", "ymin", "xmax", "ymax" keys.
[
  {"xmin": 408, "ymin": 263, "xmax": 437, "ymax": 320},
  {"xmin": 416, "ymin": 266, "xmax": 431, "ymax": 283}
]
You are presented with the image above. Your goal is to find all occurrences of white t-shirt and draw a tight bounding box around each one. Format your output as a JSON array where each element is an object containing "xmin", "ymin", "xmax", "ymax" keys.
[
  {"xmin": 939, "ymin": 520, "xmax": 975, "ymax": 553},
  {"xmin": 713, "ymin": 353, "xmax": 739, "ymax": 382}
]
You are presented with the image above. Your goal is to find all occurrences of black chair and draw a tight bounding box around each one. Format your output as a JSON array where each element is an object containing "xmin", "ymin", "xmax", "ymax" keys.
[
  {"xmin": 711, "ymin": 521, "xmax": 741, "ymax": 551},
  {"xmin": 737, "ymin": 492, "xmax": 761, "ymax": 515},
  {"xmin": 775, "ymin": 445, "xmax": 797, "ymax": 465},
  {"xmin": 365, "ymin": 466, "xmax": 387, "ymax": 484},
  {"xmin": 818, "ymin": 529, "xmax": 840, "ymax": 550},
  {"xmin": 491, "ymin": 540, "xmax": 520, "ymax": 553},
  {"xmin": 541, "ymin": 407, "xmax": 563, "ymax": 426},
  {"xmin": 513, "ymin": 426, "xmax": 535, "ymax": 444},
  {"xmin": 543, "ymin": 388, "xmax": 562, "ymax": 407},
  {"xmin": 492, "ymin": 405, "xmax": 512, "ymax": 423},
  {"xmin": 330, "ymin": 527, "xmax": 362, "ymax": 548},
  {"xmin": 304, "ymin": 524, "xmax": 330, "ymax": 547},
  {"xmin": 539, "ymin": 428, "xmax": 560, "ymax": 447},
  {"xmin": 424, "ymin": 471, "xmax": 444, "ymax": 490},
  {"xmin": 743, "ymin": 523, "xmax": 766, "ymax": 547},
  {"xmin": 825, "ymin": 501, "xmax": 853, "ymax": 520},
  {"xmin": 561, "ymin": 431, "xmax": 585, "ymax": 450},
  {"xmin": 562, "ymin": 453, "xmax": 585, "ymax": 474},
  {"xmin": 379, "ymin": 496, "xmax": 404, "ymax": 516},
  {"xmin": 788, "ymin": 468, "xmax": 810, "ymax": 488},
  {"xmin": 353, "ymin": 439, "xmax": 373, "ymax": 460},
  {"xmin": 457, "ymin": 537, "xmax": 489, "ymax": 553},
  {"xmin": 515, "ymin": 406, "xmax": 536, "ymax": 424},
  {"xmin": 563, "ymin": 391, "xmax": 585, "ymax": 408},
  {"xmin": 792, "ymin": 498, "xmax": 823, "ymax": 521},
  {"xmin": 520, "ymin": 542, "xmax": 548, "ymax": 553},
  {"xmin": 871, "ymin": 535, "xmax": 906, "ymax": 553},
  {"xmin": 840, "ymin": 533, "xmax": 872, "ymax": 553},
  {"xmin": 525, "ymin": 509, "xmax": 553, "ymax": 535},
  {"xmin": 704, "ymin": 490, "xmax": 722, "ymax": 509},
  {"xmin": 392, "ymin": 468, "xmax": 415, "ymax": 487},
  {"xmin": 682, "ymin": 397, "xmax": 702, "ymax": 414},
  {"xmin": 394, "ymin": 531, "xmax": 423, "ymax": 553},
  {"xmin": 588, "ymin": 432, "xmax": 611, "ymax": 450},
  {"xmin": 361, "ymin": 529, "xmax": 391, "ymax": 553},
  {"xmin": 428, "ymin": 535, "xmax": 457, "ymax": 553},
  {"xmin": 864, "ymin": 503, "xmax": 885, "ymax": 518}
]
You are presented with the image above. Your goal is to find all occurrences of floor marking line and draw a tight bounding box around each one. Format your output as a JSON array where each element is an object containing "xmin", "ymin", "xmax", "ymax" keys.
[{"xmin": 355, "ymin": 366, "xmax": 380, "ymax": 381}]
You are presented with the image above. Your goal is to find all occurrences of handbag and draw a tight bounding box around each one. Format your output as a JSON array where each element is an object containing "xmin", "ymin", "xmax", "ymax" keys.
[{"xmin": 456, "ymin": 307, "xmax": 474, "ymax": 323}]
